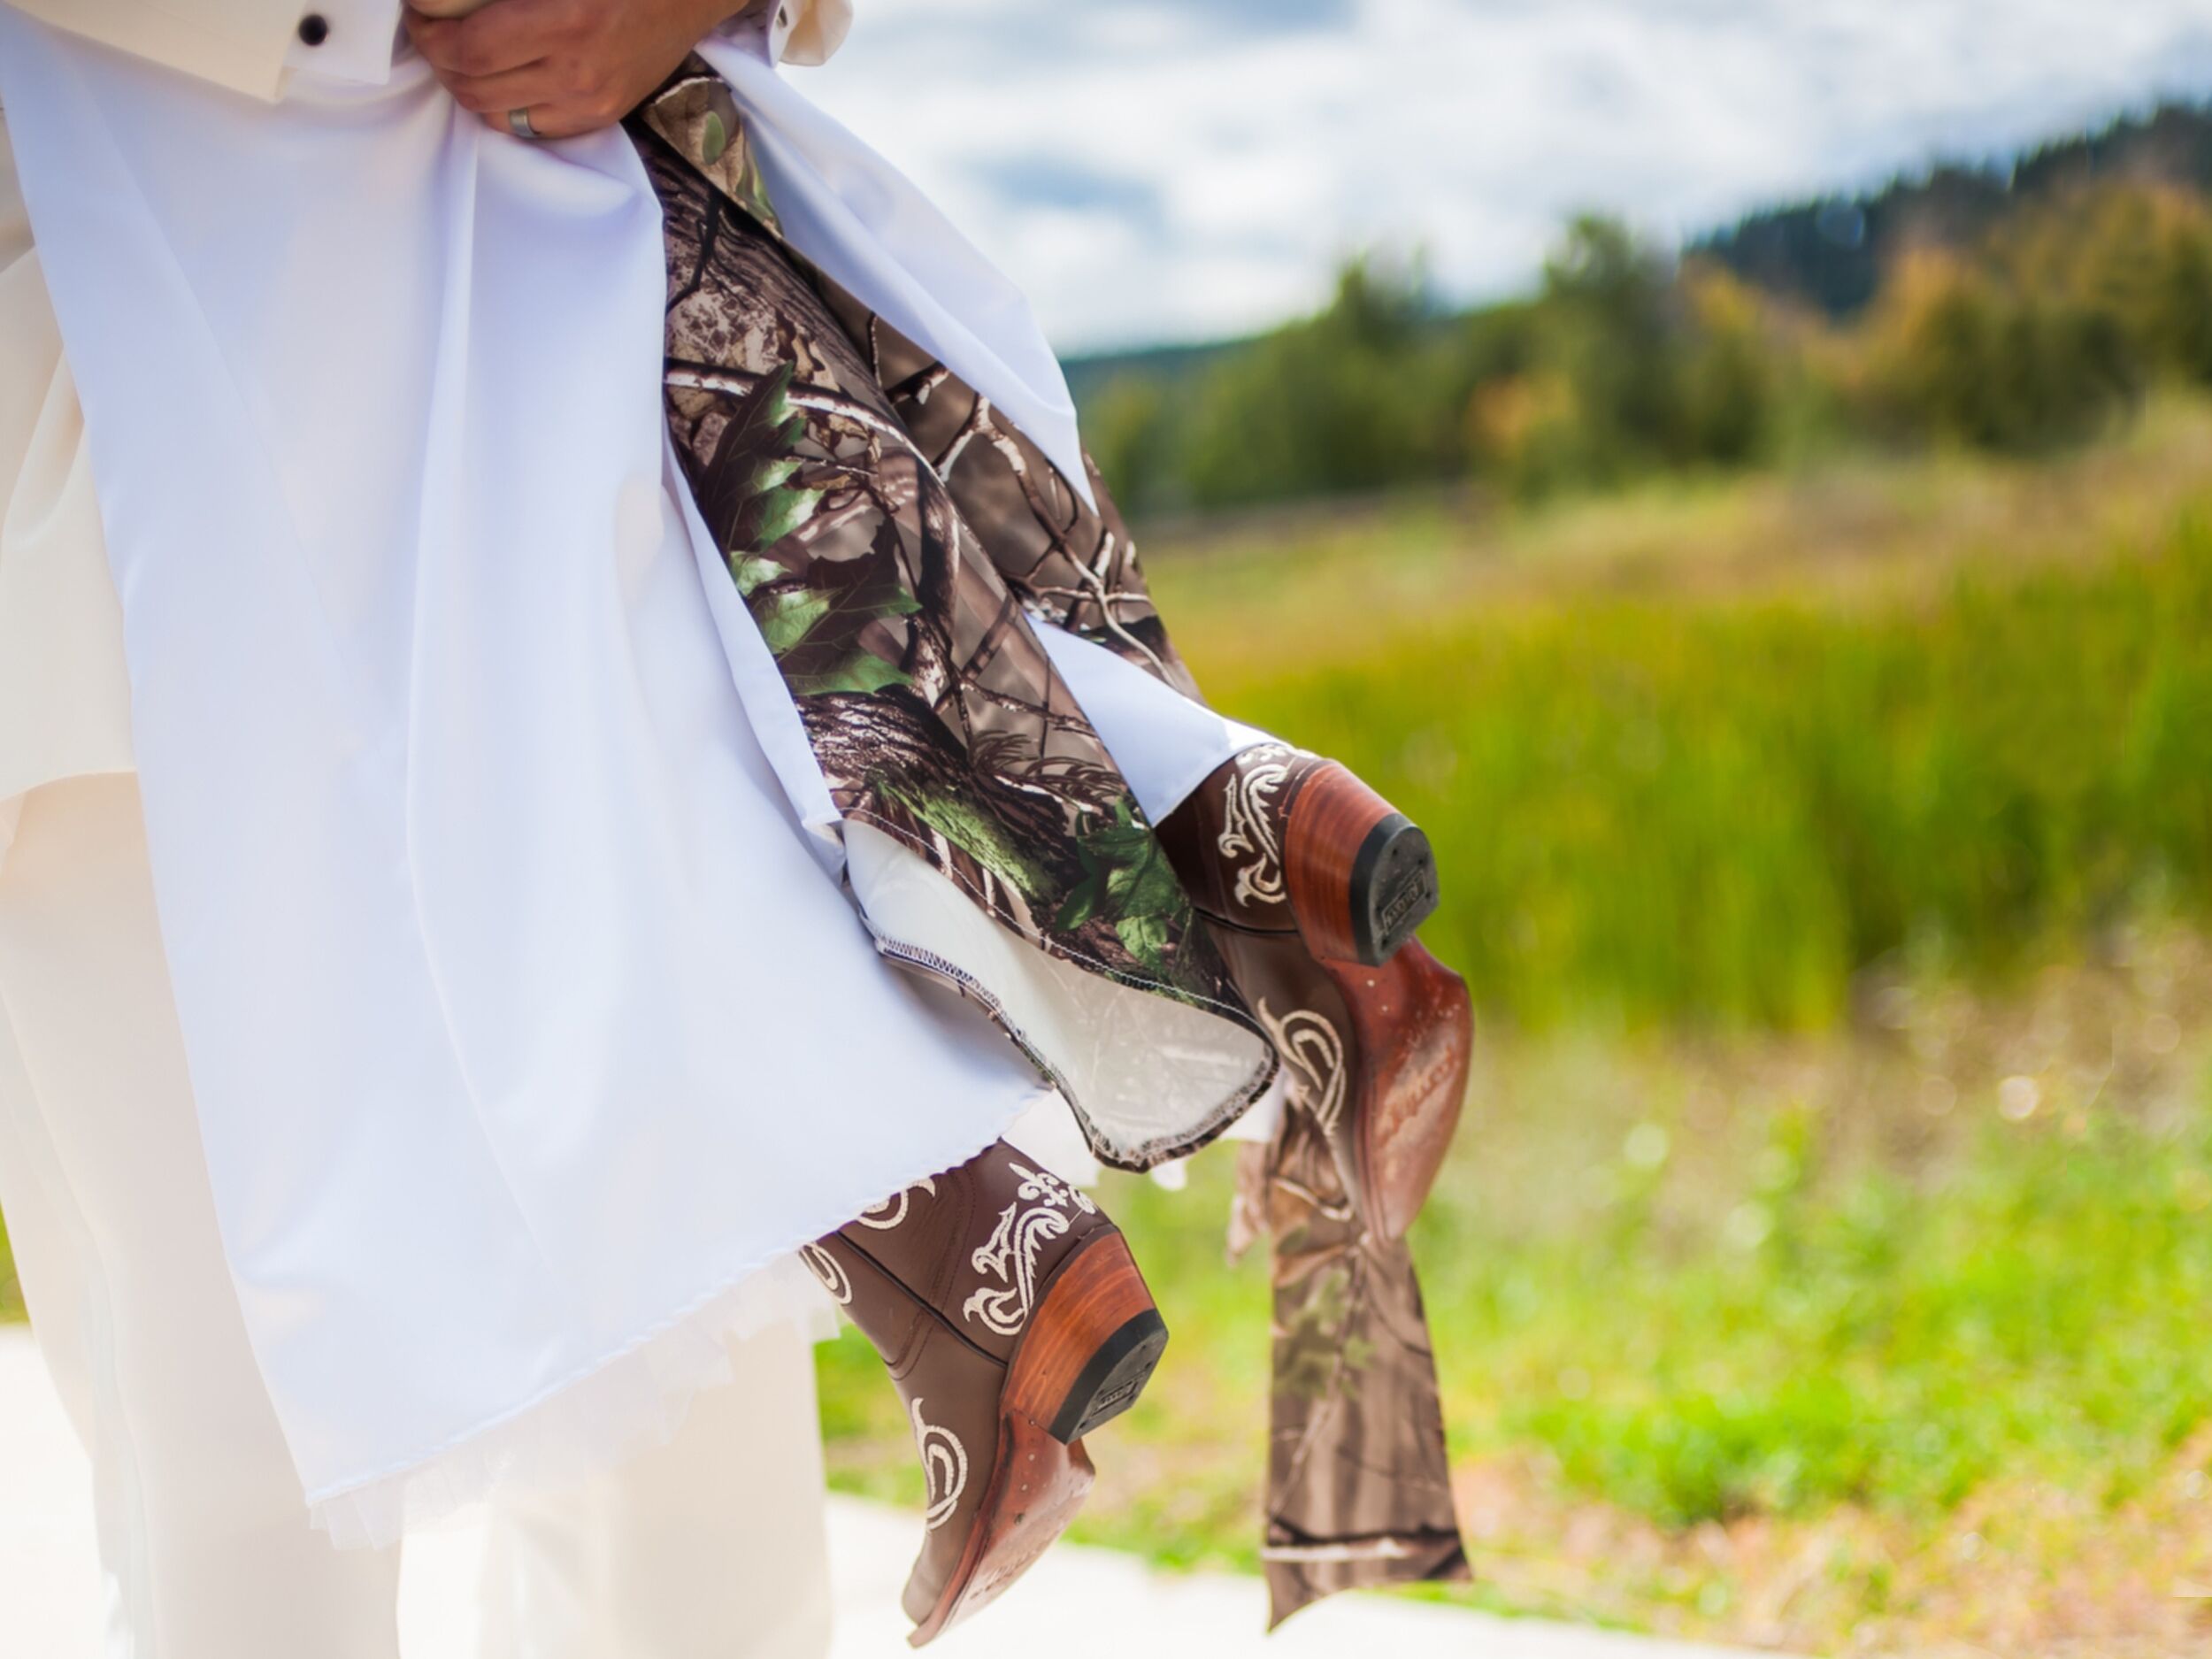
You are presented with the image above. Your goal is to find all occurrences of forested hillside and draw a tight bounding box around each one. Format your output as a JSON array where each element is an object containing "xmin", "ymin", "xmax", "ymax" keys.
[
  {"xmin": 1071, "ymin": 99, "xmax": 2212, "ymax": 519},
  {"xmin": 1699, "ymin": 101, "xmax": 2212, "ymax": 316}
]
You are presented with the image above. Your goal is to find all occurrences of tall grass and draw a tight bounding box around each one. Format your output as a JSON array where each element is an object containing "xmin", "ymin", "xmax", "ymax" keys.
[
  {"xmin": 1431, "ymin": 1103, "xmax": 2212, "ymax": 1529},
  {"xmin": 1183, "ymin": 510, "xmax": 2212, "ymax": 1030}
]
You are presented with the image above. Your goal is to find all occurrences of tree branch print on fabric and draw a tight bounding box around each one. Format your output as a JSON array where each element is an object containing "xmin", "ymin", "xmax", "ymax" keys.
[{"xmin": 638, "ymin": 108, "xmax": 1252, "ymax": 1029}]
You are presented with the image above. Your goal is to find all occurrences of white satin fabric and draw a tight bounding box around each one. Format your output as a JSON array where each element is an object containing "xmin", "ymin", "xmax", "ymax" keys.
[
  {"xmin": 0, "ymin": 16, "xmax": 1058, "ymax": 1542},
  {"xmin": 0, "ymin": 0, "xmax": 1096, "ymax": 832},
  {"xmin": 0, "ymin": 4, "xmax": 1265, "ymax": 1547}
]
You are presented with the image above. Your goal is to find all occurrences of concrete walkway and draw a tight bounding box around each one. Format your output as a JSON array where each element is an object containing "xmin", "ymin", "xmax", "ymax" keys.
[{"xmin": 0, "ymin": 1327, "xmax": 1786, "ymax": 1658}]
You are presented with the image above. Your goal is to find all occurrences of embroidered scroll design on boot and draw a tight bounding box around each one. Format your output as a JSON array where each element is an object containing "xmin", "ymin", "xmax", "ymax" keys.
[
  {"xmin": 1217, "ymin": 744, "xmax": 1296, "ymax": 909},
  {"xmin": 857, "ymin": 1174, "xmax": 939, "ymax": 1231},
  {"xmin": 910, "ymin": 1397, "xmax": 969, "ymax": 1531},
  {"xmin": 1256, "ymin": 998, "xmax": 1348, "ymax": 1137},
  {"xmin": 962, "ymin": 1162, "xmax": 1093, "ymax": 1337},
  {"xmin": 1010, "ymin": 1163, "xmax": 1095, "ymax": 1217},
  {"xmin": 799, "ymin": 1242, "xmax": 852, "ymax": 1305}
]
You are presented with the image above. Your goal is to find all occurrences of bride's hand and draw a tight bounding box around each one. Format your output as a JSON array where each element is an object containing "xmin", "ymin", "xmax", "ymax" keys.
[{"xmin": 405, "ymin": 0, "xmax": 743, "ymax": 141}]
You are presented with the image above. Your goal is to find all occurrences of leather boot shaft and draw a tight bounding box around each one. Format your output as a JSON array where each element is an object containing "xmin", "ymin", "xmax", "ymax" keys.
[{"xmin": 1159, "ymin": 746, "xmax": 1471, "ymax": 1243}]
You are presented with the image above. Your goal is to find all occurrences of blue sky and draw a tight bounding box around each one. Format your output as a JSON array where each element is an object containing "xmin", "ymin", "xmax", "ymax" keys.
[{"xmin": 791, "ymin": 0, "xmax": 2212, "ymax": 352}]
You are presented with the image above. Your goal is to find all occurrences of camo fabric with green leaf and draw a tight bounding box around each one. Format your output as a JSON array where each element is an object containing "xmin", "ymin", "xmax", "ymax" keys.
[
  {"xmin": 638, "ymin": 68, "xmax": 780, "ymax": 237},
  {"xmin": 1056, "ymin": 798, "xmax": 1191, "ymax": 983},
  {"xmin": 634, "ymin": 93, "xmax": 1264, "ymax": 1134}
]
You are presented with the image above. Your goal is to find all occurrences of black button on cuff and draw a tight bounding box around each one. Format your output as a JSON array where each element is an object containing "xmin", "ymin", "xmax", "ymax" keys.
[{"xmin": 297, "ymin": 13, "xmax": 330, "ymax": 47}]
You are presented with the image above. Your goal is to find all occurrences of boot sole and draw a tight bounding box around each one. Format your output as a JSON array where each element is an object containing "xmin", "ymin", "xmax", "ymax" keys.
[{"xmin": 909, "ymin": 1233, "xmax": 1166, "ymax": 1645}]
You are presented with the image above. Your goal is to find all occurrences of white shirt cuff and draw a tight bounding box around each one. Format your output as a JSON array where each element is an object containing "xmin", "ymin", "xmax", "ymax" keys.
[{"xmin": 283, "ymin": 0, "xmax": 403, "ymax": 87}]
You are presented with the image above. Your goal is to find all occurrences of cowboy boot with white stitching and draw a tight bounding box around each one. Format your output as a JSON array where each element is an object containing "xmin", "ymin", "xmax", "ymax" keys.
[
  {"xmin": 801, "ymin": 1140, "xmax": 1166, "ymax": 1646},
  {"xmin": 1156, "ymin": 743, "xmax": 1472, "ymax": 1241}
]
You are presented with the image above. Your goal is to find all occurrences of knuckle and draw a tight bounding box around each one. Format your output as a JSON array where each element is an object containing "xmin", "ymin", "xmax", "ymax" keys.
[{"xmin": 411, "ymin": 20, "xmax": 454, "ymax": 64}]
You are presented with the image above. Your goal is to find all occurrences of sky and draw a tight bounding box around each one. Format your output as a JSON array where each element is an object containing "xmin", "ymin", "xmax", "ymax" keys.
[{"xmin": 788, "ymin": 0, "xmax": 2212, "ymax": 353}]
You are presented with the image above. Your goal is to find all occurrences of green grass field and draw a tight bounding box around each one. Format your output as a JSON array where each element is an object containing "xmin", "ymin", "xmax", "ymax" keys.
[{"xmin": 1144, "ymin": 400, "xmax": 2212, "ymax": 1033}]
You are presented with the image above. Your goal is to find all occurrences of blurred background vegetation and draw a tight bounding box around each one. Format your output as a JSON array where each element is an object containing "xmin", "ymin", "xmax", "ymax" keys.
[
  {"xmin": 1075, "ymin": 104, "xmax": 2212, "ymax": 516},
  {"xmin": 8, "ymin": 93, "xmax": 2212, "ymax": 1659}
]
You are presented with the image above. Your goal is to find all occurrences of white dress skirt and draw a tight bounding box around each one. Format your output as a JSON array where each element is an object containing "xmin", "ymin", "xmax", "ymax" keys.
[{"xmin": 0, "ymin": 13, "xmax": 1271, "ymax": 1547}]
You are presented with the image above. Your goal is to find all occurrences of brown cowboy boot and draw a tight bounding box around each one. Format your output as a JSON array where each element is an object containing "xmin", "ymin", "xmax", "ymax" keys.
[
  {"xmin": 801, "ymin": 1141, "xmax": 1167, "ymax": 1646},
  {"xmin": 1156, "ymin": 744, "xmax": 1472, "ymax": 1241}
]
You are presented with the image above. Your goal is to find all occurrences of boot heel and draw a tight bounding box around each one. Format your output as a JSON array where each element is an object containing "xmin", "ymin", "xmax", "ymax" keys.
[
  {"xmin": 1286, "ymin": 764, "xmax": 1441, "ymax": 966},
  {"xmin": 1006, "ymin": 1232, "xmax": 1168, "ymax": 1445}
]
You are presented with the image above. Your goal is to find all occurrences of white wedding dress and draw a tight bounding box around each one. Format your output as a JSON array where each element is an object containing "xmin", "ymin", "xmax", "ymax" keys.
[{"xmin": 0, "ymin": 4, "xmax": 1269, "ymax": 1546}]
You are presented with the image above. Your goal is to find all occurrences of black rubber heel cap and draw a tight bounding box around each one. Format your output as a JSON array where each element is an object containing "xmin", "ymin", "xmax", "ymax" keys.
[
  {"xmin": 1050, "ymin": 1311, "xmax": 1169, "ymax": 1443},
  {"xmin": 1352, "ymin": 815, "xmax": 1440, "ymax": 964}
]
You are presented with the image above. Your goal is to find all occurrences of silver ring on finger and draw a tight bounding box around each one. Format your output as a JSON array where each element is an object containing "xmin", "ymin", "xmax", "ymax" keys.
[{"xmin": 507, "ymin": 107, "xmax": 540, "ymax": 141}]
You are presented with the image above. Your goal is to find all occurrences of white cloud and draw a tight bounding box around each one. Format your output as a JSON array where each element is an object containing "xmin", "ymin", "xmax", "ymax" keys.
[{"xmin": 788, "ymin": 0, "xmax": 2212, "ymax": 350}]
